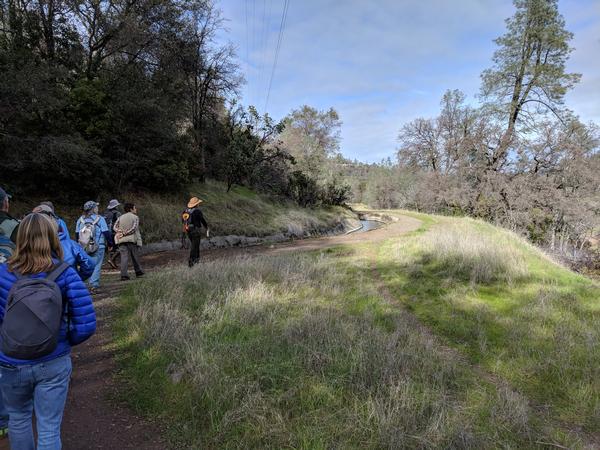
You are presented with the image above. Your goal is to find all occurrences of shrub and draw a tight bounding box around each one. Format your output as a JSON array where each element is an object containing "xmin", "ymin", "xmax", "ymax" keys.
[{"xmin": 321, "ymin": 181, "xmax": 351, "ymax": 206}]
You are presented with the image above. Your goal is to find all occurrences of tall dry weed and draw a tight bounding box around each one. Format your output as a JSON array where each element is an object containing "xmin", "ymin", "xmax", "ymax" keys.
[{"xmin": 419, "ymin": 222, "xmax": 529, "ymax": 283}]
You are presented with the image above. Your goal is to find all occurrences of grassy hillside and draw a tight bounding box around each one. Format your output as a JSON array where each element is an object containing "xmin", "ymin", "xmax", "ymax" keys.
[
  {"xmin": 11, "ymin": 180, "xmax": 355, "ymax": 242},
  {"xmin": 378, "ymin": 214, "xmax": 600, "ymax": 432},
  {"xmin": 114, "ymin": 212, "xmax": 599, "ymax": 448}
]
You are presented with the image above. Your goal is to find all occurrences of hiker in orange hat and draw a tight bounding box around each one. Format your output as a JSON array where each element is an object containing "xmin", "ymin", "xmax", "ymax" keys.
[{"xmin": 181, "ymin": 197, "xmax": 209, "ymax": 267}]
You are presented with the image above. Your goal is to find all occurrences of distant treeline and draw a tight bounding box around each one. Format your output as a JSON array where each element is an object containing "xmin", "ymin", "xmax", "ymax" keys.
[{"xmin": 0, "ymin": 0, "xmax": 350, "ymax": 207}]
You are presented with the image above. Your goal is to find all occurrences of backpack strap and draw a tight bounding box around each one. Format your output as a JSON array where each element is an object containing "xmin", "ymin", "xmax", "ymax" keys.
[
  {"xmin": 46, "ymin": 262, "xmax": 70, "ymax": 282},
  {"xmin": 12, "ymin": 271, "xmax": 24, "ymax": 280}
]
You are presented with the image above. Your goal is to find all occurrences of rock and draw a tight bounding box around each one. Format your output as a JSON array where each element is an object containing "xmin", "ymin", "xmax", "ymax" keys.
[
  {"xmin": 140, "ymin": 213, "xmax": 363, "ymax": 256},
  {"xmin": 209, "ymin": 236, "xmax": 228, "ymax": 248},
  {"xmin": 245, "ymin": 237, "xmax": 261, "ymax": 246},
  {"xmin": 224, "ymin": 235, "xmax": 242, "ymax": 246},
  {"xmin": 265, "ymin": 233, "xmax": 286, "ymax": 243},
  {"xmin": 140, "ymin": 240, "xmax": 175, "ymax": 255}
]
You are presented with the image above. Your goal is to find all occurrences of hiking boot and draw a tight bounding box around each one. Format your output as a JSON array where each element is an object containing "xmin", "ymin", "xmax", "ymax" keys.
[
  {"xmin": 135, "ymin": 271, "xmax": 145, "ymax": 278},
  {"xmin": 120, "ymin": 276, "xmax": 130, "ymax": 281}
]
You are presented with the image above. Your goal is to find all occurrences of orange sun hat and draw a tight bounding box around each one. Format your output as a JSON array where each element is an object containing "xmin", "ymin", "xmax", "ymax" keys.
[{"xmin": 187, "ymin": 197, "xmax": 203, "ymax": 208}]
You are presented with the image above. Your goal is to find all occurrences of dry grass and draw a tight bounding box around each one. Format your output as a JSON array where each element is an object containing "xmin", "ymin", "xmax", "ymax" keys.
[
  {"xmin": 11, "ymin": 179, "xmax": 354, "ymax": 242},
  {"xmin": 417, "ymin": 219, "xmax": 529, "ymax": 283},
  {"xmin": 116, "ymin": 248, "xmax": 572, "ymax": 448}
]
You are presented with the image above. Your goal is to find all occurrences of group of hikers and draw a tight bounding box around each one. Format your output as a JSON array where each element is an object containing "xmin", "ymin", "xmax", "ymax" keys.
[{"xmin": 0, "ymin": 186, "xmax": 209, "ymax": 449}]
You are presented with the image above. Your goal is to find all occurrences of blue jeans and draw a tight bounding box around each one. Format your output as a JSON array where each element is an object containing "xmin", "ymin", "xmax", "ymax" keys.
[
  {"xmin": 0, "ymin": 390, "xmax": 7, "ymax": 429},
  {"xmin": 88, "ymin": 246, "xmax": 105, "ymax": 288},
  {"xmin": 0, "ymin": 355, "xmax": 72, "ymax": 450}
]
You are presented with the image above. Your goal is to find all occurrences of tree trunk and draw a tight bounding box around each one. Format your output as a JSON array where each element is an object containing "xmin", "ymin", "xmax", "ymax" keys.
[
  {"xmin": 199, "ymin": 145, "xmax": 206, "ymax": 183},
  {"xmin": 193, "ymin": 125, "xmax": 206, "ymax": 183}
]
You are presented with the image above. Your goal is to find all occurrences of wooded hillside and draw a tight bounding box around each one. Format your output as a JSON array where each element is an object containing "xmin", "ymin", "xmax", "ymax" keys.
[{"xmin": 0, "ymin": 0, "xmax": 350, "ymax": 208}]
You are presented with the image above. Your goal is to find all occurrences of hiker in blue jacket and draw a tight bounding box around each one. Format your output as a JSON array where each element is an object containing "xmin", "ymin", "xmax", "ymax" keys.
[
  {"xmin": 0, "ymin": 187, "xmax": 18, "ymax": 439},
  {"xmin": 34, "ymin": 204, "xmax": 95, "ymax": 281},
  {"xmin": 75, "ymin": 201, "xmax": 112, "ymax": 290},
  {"xmin": 58, "ymin": 223, "xmax": 95, "ymax": 281},
  {"xmin": 39, "ymin": 201, "xmax": 68, "ymax": 238},
  {"xmin": 0, "ymin": 213, "xmax": 96, "ymax": 449}
]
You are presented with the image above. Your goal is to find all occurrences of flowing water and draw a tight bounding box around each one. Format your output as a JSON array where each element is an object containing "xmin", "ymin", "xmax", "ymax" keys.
[{"xmin": 356, "ymin": 220, "xmax": 383, "ymax": 233}]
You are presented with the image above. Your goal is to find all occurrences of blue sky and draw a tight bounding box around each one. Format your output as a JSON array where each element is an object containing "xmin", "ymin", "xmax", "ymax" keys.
[{"xmin": 217, "ymin": 0, "xmax": 600, "ymax": 162}]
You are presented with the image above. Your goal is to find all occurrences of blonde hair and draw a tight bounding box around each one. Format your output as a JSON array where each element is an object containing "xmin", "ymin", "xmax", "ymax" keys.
[{"xmin": 8, "ymin": 213, "xmax": 64, "ymax": 275}]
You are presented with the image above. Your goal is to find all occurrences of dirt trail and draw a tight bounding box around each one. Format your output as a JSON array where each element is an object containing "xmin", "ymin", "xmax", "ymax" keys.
[
  {"xmin": 0, "ymin": 214, "xmax": 421, "ymax": 450},
  {"xmin": 141, "ymin": 215, "xmax": 422, "ymax": 268}
]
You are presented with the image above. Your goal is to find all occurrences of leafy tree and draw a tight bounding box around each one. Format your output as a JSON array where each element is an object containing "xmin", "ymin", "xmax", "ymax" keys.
[
  {"xmin": 220, "ymin": 105, "xmax": 291, "ymax": 192},
  {"xmin": 0, "ymin": 0, "xmax": 242, "ymax": 198},
  {"xmin": 287, "ymin": 171, "xmax": 320, "ymax": 207},
  {"xmin": 280, "ymin": 106, "xmax": 342, "ymax": 182},
  {"xmin": 480, "ymin": 0, "xmax": 580, "ymax": 170}
]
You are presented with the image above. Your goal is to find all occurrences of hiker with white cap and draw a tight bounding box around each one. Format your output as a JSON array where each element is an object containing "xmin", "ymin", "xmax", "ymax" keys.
[
  {"xmin": 104, "ymin": 199, "xmax": 122, "ymax": 269},
  {"xmin": 75, "ymin": 201, "xmax": 112, "ymax": 290},
  {"xmin": 104, "ymin": 199, "xmax": 122, "ymax": 230},
  {"xmin": 182, "ymin": 197, "xmax": 209, "ymax": 267}
]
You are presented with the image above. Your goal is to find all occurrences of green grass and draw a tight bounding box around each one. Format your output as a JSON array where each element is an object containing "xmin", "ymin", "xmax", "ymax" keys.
[
  {"xmin": 113, "ymin": 214, "xmax": 599, "ymax": 448},
  {"xmin": 377, "ymin": 216, "xmax": 600, "ymax": 434},
  {"xmin": 11, "ymin": 179, "xmax": 356, "ymax": 242}
]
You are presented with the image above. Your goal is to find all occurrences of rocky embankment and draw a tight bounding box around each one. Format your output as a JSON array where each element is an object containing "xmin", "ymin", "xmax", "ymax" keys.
[{"xmin": 140, "ymin": 216, "xmax": 361, "ymax": 255}]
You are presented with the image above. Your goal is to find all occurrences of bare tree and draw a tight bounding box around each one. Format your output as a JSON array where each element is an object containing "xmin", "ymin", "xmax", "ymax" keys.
[{"xmin": 177, "ymin": 3, "xmax": 241, "ymax": 182}]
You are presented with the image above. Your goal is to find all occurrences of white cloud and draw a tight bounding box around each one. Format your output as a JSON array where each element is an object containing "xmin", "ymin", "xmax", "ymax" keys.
[{"xmin": 218, "ymin": 0, "xmax": 600, "ymax": 162}]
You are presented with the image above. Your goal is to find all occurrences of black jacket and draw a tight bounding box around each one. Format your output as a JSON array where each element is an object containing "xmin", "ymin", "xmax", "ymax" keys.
[
  {"xmin": 190, "ymin": 208, "xmax": 208, "ymax": 230},
  {"xmin": 104, "ymin": 209, "xmax": 121, "ymax": 232}
]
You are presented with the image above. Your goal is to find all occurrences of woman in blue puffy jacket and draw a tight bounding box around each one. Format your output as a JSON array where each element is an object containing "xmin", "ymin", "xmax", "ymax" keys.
[
  {"xmin": 0, "ymin": 213, "xmax": 96, "ymax": 449},
  {"xmin": 34, "ymin": 204, "xmax": 95, "ymax": 281}
]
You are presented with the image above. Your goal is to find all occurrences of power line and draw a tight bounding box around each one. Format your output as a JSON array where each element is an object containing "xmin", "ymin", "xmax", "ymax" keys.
[
  {"xmin": 264, "ymin": 0, "xmax": 290, "ymax": 113},
  {"xmin": 244, "ymin": 0, "xmax": 249, "ymax": 76},
  {"xmin": 255, "ymin": 0, "xmax": 270, "ymax": 110},
  {"xmin": 251, "ymin": 0, "xmax": 256, "ymax": 106}
]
